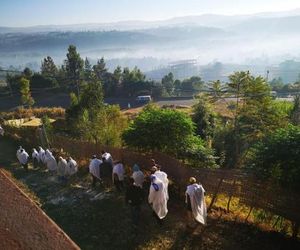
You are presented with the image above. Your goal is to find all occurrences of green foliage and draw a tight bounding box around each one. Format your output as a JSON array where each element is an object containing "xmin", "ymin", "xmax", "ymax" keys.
[
  {"xmin": 64, "ymin": 45, "xmax": 84, "ymax": 94},
  {"xmin": 161, "ymin": 72, "xmax": 174, "ymax": 96},
  {"xmin": 19, "ymin": 77, "xmax": 35, "ymax": 107},
  {"xmin": 192, "ymin": 95, "xmax": 216, "ymax": 140},
  {"xmin": 31, "ymin": 73, "xmax": 58, "ymax": 88},
  {"xmin": 66, "ymin": 78, "xmax": 126, "ymax": 146},
  {"xmin": 247, "ymin": 125, "xmax": 300, "ymax": 190},
  {"xmin": 123, "ymin": 104, "xmax": 217, "ymax": 167},
  {"xmin": 225, "ymin": 71, "xmax": 287, "ymax": 167},
  {"xmin": 41, "ymin": 56, "xmax": 58, "ymax": 77},
  {"xmin": 290, "ymin": 95, "xmax": 300, "ymax": 125}
]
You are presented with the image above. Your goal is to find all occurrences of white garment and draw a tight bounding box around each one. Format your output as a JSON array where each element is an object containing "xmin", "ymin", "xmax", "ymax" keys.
[
  {"xmin": 148, "ymin": 178, "xmax": 168, "ymax": 219},
  {"xmin": 154, "ymin": 170, "xmax": 169, "ymax": 200},
  {"xmin": 46, "ymin": 155, "xmax": 57, "ymax": 171},
  {"xmin": 0, "ymin": 126, "xmax": 4, "ymax": 136},
  {"xmin": 66, "ymin": 158, "xmax": 78, "ymax": 176},
  {"xmin": 89, "ymin": 158, "xmax": 102, "ymax": 179},
  {"xmin": 112, "ymin": 163, "xmax": 125, "ymax": 181},
  {"xmin": 17, "ymin": 150, "xmax": 29, "ymax": 165},
  {"xmin": 32, "ymin": 149, "xmax": 39, "ymax": 161},
  {"xmin": 38, "ymin": 147, "xmax": 45, "ymax": 163},
  {"xmin": 132, "ymin": 170, "xmax": 144, "ymax": 188},
  {"xmin": 57, "ymin": 158, "xmax": 67, "ymax": 176},
  {"xmin": 186, "ymin": 183, "xmax": 207, "ymax": 225}
]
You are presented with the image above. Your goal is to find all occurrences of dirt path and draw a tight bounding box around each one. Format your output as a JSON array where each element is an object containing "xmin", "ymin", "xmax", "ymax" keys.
[{"xmin": 0, "ymin": 137, "xmax": 299, "ymax": 250}]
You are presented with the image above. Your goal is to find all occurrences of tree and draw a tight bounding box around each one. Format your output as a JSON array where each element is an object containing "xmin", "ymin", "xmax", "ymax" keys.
[
  {"xmin": 123, "ymin": 104, "xmax": 217, "ymax": 167},
  {"xmin": 192, "ymin": 95, "xmax": 216, "ymax": 141},
  {"xmin": 23, "ymin": 67, "xmax": 33, "ymax": 80},
  {"xmin": 247, "ymin": 125, "xmax": 300, "ymax": 190},
  {"xmin": 65, "ymin": 45, "xmax": 84, "ymax": 96},
  {"xmin": 122, "ymin": 66, "xmax": 148, "ymax": 97},
  {"xmin": 19, "ymin": 77, "xmax": 34, "ymax": 107},
  {"xmin": 162, "ymin": 72, "xmax": 174, "ymax": 96},
  {"xmin": 290, "ymin": 95, "xmax": 300, "ymax": 125},
  {"xmin": 227, "ymin": 71, "xmax": 287, "ymax": 167},
  {"xmin": 84, "ymin": 57, "xmax": 93, "ymax": 81},
  {"xmin": 31, "ymin": 73, "xmax": 58, "ymax": 88},
  {"xmin": 66, "ymin": 76, "xmax": 127, "ymax": 146},
  {"xmin": 93, "ymin": 57, "xmax": 107, "ymax": 81},
  {"xmin": 181, "ymin": 76, "xmax": 204, "ymax": 92},
  {"xmin": 41, "ymin": 56, "xmax": 58, "ymax": 77}
]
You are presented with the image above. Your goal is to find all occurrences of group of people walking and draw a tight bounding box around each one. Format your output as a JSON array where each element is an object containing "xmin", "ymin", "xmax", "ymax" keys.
[
  {"xmin": 16, "ymin": 146, "xmax": 78, "ymax": 179},
  {"xmin": 16, "ymin": 145, "xmax": 207, "ymax": 229},
  {"xmin": 88, "ymin": 155, "xmax": 207, "ymax": 229}
]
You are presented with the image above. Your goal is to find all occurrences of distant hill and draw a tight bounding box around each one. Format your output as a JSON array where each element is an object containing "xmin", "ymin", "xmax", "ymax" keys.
[{"xmin": 0, "ymin": 9, "xmax": 300, "ymax": 75}]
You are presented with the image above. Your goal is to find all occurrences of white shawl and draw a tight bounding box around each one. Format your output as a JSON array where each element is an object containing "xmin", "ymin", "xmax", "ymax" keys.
[
  {"xmin": 32, "ymin": 149, "xmax": 39, "ymax": 161},
  {"xmin": 57, "ymin": 158, "xmax": 67, "ymax": 176},
  {"xmin": 17, "ymin": 150, "xmax": 29, "ymax": 165},
  {"xmin": 148, "ymin": 178, "xmax": 168, "ymax": 219},
  {"xmin": 66, "ymin": 158, "xmax": 78, "ymax": 176},
  {"xmin": 46, "ymin": 155, "xmax": 57, "ymax": 171},
  {"xmin": 154, "ymin": 170, "xmax": 169, "ymax": 200},
  {"xmin": 112, "ymin": 163, "xmax": 125, "ymax": 181},
  {"xmin": 89, "ymin": 158, "xmax": 102, "ymax": 179},
  {"xmin": 186, "ymin": 183, "xmax": 207, "ymax": 225}
]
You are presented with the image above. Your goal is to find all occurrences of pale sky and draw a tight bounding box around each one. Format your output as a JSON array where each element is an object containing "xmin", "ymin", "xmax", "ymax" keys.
[{"xmin": 1, "ymin": 0, "xmax": 300, "ymax": 27}]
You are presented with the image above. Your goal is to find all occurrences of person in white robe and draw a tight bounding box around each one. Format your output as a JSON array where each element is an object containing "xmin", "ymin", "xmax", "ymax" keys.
[
  {"xmin": 45, "ymin": 151, "xmax": 57, "ymax": 172},
  {"xmin": 0, "ymin": 125, "xmax": 4, "ymax": 136},
  {"xmin": 112, "ymin": 161, "xmax": 125, "ymax": 191},
  {"xmin": 31, "ymin": 148, "xmax": 40, "ymax": 163},
  {"xmin": 153, "ymin": 165, "xmax": 169, "ymax": 201},
  {"xmin": 89, "ymin": 155, "xmax": 102, "ymax": 187},
  {"xmin": 16, "ymin": 148, "xmax": 29, "ymax": 171},
  {"xmin": 101, "ymin": 150, "xmax": 113, "ymax": 166},
  {"xmin": 185, "ymin": 177, "xmax": 207, "ymax": 227},
  {"xmin": 148, "ymin": 175, "xmax": 168, "ymax": 224},
  {"xmin": 132, "ymin": 164, "xmax": 144, "ymax": 188},
  {"xmin": 38, "ymin": 146, "xmax": 46, "ymax": 164},
  {"xmin": 66, "ymin": 156, "xmax": 78, "ymax": 176},
  {"xmin": 57, "ymin": 156, "xmax": 67, "ymax": 181}
]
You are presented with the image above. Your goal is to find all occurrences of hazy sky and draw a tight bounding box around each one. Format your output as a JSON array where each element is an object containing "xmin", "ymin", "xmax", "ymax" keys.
[{"xmin": 1, "ymin": 0, "xmax": 300, "ymax": 27}]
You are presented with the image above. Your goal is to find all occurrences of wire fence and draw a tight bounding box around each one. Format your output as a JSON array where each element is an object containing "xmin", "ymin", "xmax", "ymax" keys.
[{"xmin": 3, "ymin": 126, "xmax": 300, "ymax": 237}]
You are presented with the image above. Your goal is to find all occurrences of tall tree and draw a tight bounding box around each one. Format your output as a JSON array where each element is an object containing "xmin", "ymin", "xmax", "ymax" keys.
[
  {"xmin": 41, "ymin": 56, "xmax": 58, "ymax": 77},
  {"xmin": 227, "ymin": 71, "xmax": 286, "ymax": 167},
  {"xmin": 65, "ymin": 45, "xmax": 84, "ymax": 96},
  {"xmin": 83, "ymin": 57, "xmax": 93, "ymax": 81},
  {"xmin": 162, "ymin": 72, "xmax": 174, "ymax": 96},
  {"xmin": 93, "ymin": 57, "xmax": 107, "ymax": 81},
  {"xmin": 19, "ymin": 77, "xmax": 34, "ymax": 107}
]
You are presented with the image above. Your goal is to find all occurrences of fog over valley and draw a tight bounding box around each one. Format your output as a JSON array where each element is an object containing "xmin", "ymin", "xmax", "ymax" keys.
[{"xmin": 1, "ymin": 9, "xmax": 300, "ymax": 82}]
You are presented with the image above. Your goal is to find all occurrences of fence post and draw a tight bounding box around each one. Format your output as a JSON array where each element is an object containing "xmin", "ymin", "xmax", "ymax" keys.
[
  {"xmin": 208, "ymin": 177, "xmax": 223, "ymax": 212},
  {"xmin": 245, "ymin": 207, "xmax": 253, "ymax": 222},
  {"xmin": 292, "ymin": 222, "xmax": 299, "ymax": 239},
  {"xmin": 227, "ymin": 179, "xmax": 236, "ymax": 213}
]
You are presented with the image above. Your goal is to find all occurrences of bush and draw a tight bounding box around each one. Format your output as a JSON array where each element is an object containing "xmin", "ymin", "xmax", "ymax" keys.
[
  {"xmin": 247, "ymin": 124, "xmax": 300, "ymax": 190},
  {"xmin": 123, "ymin": 104, "xmax": 217, "ymax": 167}
]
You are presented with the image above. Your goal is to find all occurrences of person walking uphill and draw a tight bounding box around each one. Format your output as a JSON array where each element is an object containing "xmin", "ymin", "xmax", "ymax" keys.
[
  {"xmin": 16, "ymin": 147, "xmax": 29, "ymax": 171},
  {"xmin": 89, "ymin": 155, "xmax": 102, "ymax": 187},
  {"xmin": 125, "ymin": 177, "xmax": 144, "ymax": 228},
  {"xmin": 148, "ymin": 175, "xmax": 168, "ymax": 225},
  {"xmin": 185, "ymin": 177, "xmax": 207, "ymax": 228}
]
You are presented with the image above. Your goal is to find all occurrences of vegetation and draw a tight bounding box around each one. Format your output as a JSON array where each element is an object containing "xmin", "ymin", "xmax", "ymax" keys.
[
  {"xmin": 19, "ymin": 77, "xmax": 35, "ymax": 107},
  {"xmin": 247, "ymin": 125, "xmax": 300, "ymax": 190},
  {"xmin": 123, "ymin": 104, "xmax": 216, "ymax": 167}
]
